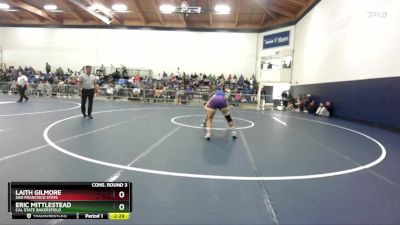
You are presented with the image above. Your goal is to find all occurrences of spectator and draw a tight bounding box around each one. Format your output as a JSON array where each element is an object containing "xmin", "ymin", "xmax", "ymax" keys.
[
  {"xmin": 316, "ymin": 101, "xmax": 333, "ymax": 117},
  {"xmin": 238, "ymin": 75, "xmax": 244, "ymax": 84},
  {"xmin": 2, "ymin": 64, "xmax": 272, "ymax": 108},
  {"xmin": 98, "ymin": 64, "xmax": 105, "ymax": 76},
  {"xmin": 43, "ymin": 80, "xmax": 52, "ymax": 96},
  {"xmin": 67, "ymin": 68, "xmax": 73, "ymax": 75},
  {"xmin": 162, "ymin": 71, "xmax": 168, "ymax": 80},
  {"xmin": 234, "ymin": 91, "xmax": 242, "ymax": 103},
  {"xmin": 203, "ymin": 75, "xmax": 210, "ymax": 86},
  {"xmin": 243, "ymin": 78, "xmax": 250, "ymax": 86},
  {"xmin": 38, "ymin": 80, "xmax": 51, "ymax": 97},
  {"xmin": 306, "ymin": 100, "xmax": 318, "ymax": 114},
  {"xmin": 117, "ymin": 77, "xmax": 126, "ymax": 86},
  {"xmin": 252, "ymin": 77, "xmax": 258, "ymax": 94},
  {"xmin": 128, "ymin": 87, "xmax": 141, "ymax": 99},
  {"xmin": 121, "ymin": 65, "xmax": 128, "ymax": 78},
  {"xmin": 105, "ymin": 83, "xmax": 114, "ymax": 96},
  {"xmin": 227, "ymin": 74, "xmax": 232, "ymax": 83},
  {"xmin": 45, "ymin": 62, "xmax": 51, "ymax": 74},
  {"xmin": 134, "ymin": 74, "xmax": 141, "ymax": 83},
  {"xmin": 231, "ymin": 75, "xmax": 238, "ymax": 84},
  {"xmin": 296, "ymin": 96, "xmax": 304, "ymax": 112},
  {"xmin": 285, "ymin": 101, "xmax": 294, "ymax": 111},
  {"xmin": 184, "ymin": 85, "xmax": 193, "ymax": 97},
  {"xmin": 304, "ymin": 94, "xmax": 312, "ymax": 110},
  {"xmin": 281, "ymin": 91, "xmax": 289, "ymax": 108},
  {"xmin": 56, "ymin": 67, "xmax": 64, "ymax": 76}
]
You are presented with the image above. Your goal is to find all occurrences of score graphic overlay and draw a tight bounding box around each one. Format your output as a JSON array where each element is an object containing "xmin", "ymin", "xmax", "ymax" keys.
[{"xmin": 8, "ymin": 182, "xmax": 132, "ymax": 220}]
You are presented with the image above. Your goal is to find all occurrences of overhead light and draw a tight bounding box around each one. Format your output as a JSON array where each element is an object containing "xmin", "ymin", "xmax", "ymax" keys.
[
  {"xmin": 44, "ymin": 4, "xmax": 57, "ymax": 11},
  {"xmin": 215, "ymin": 4, "xmax": 230, "ymax": 14},
  {"xmin": 0, "ymin": 3, "xmax": 10, "ymax": 9},
  {"xmin": 112, "ymin": 3, "xmax": 127, "ymax": 12},
  {"xmin": 4, "ymin": 9, "xmax": 19, "ymax": 12},
  {"xmin": 159, "ymin": 4, "xmax": 176, "ymax": 14}
]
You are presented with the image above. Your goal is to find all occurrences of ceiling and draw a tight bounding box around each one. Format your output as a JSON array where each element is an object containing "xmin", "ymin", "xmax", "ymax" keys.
[{"xmin": 0, "ymin": 0, "xmax": 318, "ymax": 31}]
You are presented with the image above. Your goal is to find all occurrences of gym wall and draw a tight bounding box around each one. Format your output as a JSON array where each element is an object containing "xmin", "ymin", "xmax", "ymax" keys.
[
  {"xmin": 0, "ymin": 27, "xmax": 258, "ymax": 77},
  {"xmin": 291, "ymin": 0, "xmax": 400, "ymax": 129}
]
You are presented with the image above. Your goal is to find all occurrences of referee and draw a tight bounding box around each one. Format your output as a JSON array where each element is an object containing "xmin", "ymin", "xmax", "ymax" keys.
[
  {"xmin": 16, "ymin": 72, "xmax": 29, "ymax": 103},
  {"xmin": 79, "ymin": 66, "xmax": 97, "ymax": 119}
]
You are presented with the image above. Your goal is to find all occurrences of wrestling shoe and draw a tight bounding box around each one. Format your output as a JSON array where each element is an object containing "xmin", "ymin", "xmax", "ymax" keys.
[{"xmin": 204, "ymin": 132, "xmax": 211, "ymax": 140}]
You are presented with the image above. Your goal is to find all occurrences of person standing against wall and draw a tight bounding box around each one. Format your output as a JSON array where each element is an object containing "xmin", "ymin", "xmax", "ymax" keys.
[
  {"xmin": 45, "ymin": 62, "xmax": 51, "ymax": 74},
  {"xmin": 79, "ymin": 65, "xmax": 97, "ymax": 119},
  {"xmin": 16, "ymin": 71, "xmax": 29, "ymax": 103}
]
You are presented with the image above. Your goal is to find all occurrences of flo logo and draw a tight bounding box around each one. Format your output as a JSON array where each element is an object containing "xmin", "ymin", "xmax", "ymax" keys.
[{"xmin": 367, "ymin": 11, "xmax": 388, "ymax": 18}]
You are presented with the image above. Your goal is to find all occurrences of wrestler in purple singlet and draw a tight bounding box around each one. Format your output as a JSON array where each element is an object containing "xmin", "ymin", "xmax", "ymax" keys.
[
  {"xmin": 207, "ymin": 90, "xmax": 228, "ymax": 110},
  {"xmin": 203, "ymin": 89, "xmax": 236, "ymax": 140}
]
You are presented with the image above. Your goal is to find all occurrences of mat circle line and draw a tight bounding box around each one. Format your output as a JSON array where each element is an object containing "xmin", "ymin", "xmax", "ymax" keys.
[
  {"xmin": 170, "ymin": 115, "xmax": 255, "ymax": 130},
  {"xmin": 0, "ymin": 100, "xmax": 81, "ymax": 117},
  {"xmin": 43, "ymin": 107, "xmax": 386, "ymax": 181}
]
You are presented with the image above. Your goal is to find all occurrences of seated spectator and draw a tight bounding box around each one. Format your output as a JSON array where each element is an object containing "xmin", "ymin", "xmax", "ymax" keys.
[
  {"xmin": 285, "ymin": 101, "xmax": 294, "ymax": 111},
  {"xmin": 128, "ymin": 76, "xmax": 135, "ymax": 86},
  {"xmin": 128, "ymin": 87, "xmax": 141, "ymax": 99},
  {"xmin": 203, "ymin": 76, "xmax": 210, "ymax": 86},
  {"xmin": 154, "ymin": 86, "xmax": 163, "ymax": 99},
  {"xmin": 38, "ymin": 80, "xmax": 51, "ymax": 97},
  {"xmin": 303, "ymin": 94, "xmax": 312, "ymax": 110},
  {"xmin": 55, "ymin": 67, "xmax": 64, "ymax": 76},
  {"xmin": 112, "ymin": 69, "xmax": 121, "ymax": 80},
  {"xmin": 234, "ymin": 91, "xmax": 242, "ymax": 103},
  {"xmin": 134, "ymin": 74, "xmax": 141, "ymax": 83},
  {"xmin": 114, "ymin": 84, "xmax": 123, "ymax": 96},
  {"xmin": 316, "ymin": 101, "xmax": 333, "ymax": 117},
  {"xmin": 175, "ymin": 88, "xmax": 184, "ymax": 104},
  {"xmin": 180, "ymin": 85, "xmax": 192, "ymax": 103},
  {"xmin": 306, "ymin": 100, "xmax": 318, "ymax": 114},
  {"xmin": 231, "ymin": 75, "xmax": 238, "ymax": 84},
  {"xmin": 97, "ymin": 64, "xmax": 105, "ymax": 76},
  {"xmin": 184, "ymin": 85, "xmax": 193, "ymax": 96},
  {"xmin": 10, "ymin": 80, "xmax": 17, "ymax": 94},
  {"xmin": 226, "ymin": 74, "xmax": 232, "ymax": 83},
  {"xmin": 238, "ymin": 75, "xmax": 244, "ymax": 84},
  {"xmin": 118, "ymin": 77, "xmax": 126, "ymax": 86},
  {"xmin": 121, "ymin": 65, "xmax": 128, "ymax": 78},
  {"xmin": 296, "ymin": 96, "xmax": 304, "ymax": 112}
]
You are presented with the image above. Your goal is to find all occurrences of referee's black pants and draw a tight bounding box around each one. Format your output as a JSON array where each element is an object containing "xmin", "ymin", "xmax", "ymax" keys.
[
  {"xmin": 81, "ymin": 89, "xmax": 95, "ymax": 116},
  {"xmin": 18, "ymin": 86, "xmax": 29, "ymax": 102}
]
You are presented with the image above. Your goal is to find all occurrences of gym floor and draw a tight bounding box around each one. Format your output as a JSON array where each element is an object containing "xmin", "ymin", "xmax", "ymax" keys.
[{"xmin": 1, "ymin": 95, "xmax": 400, "ymax": 225}]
